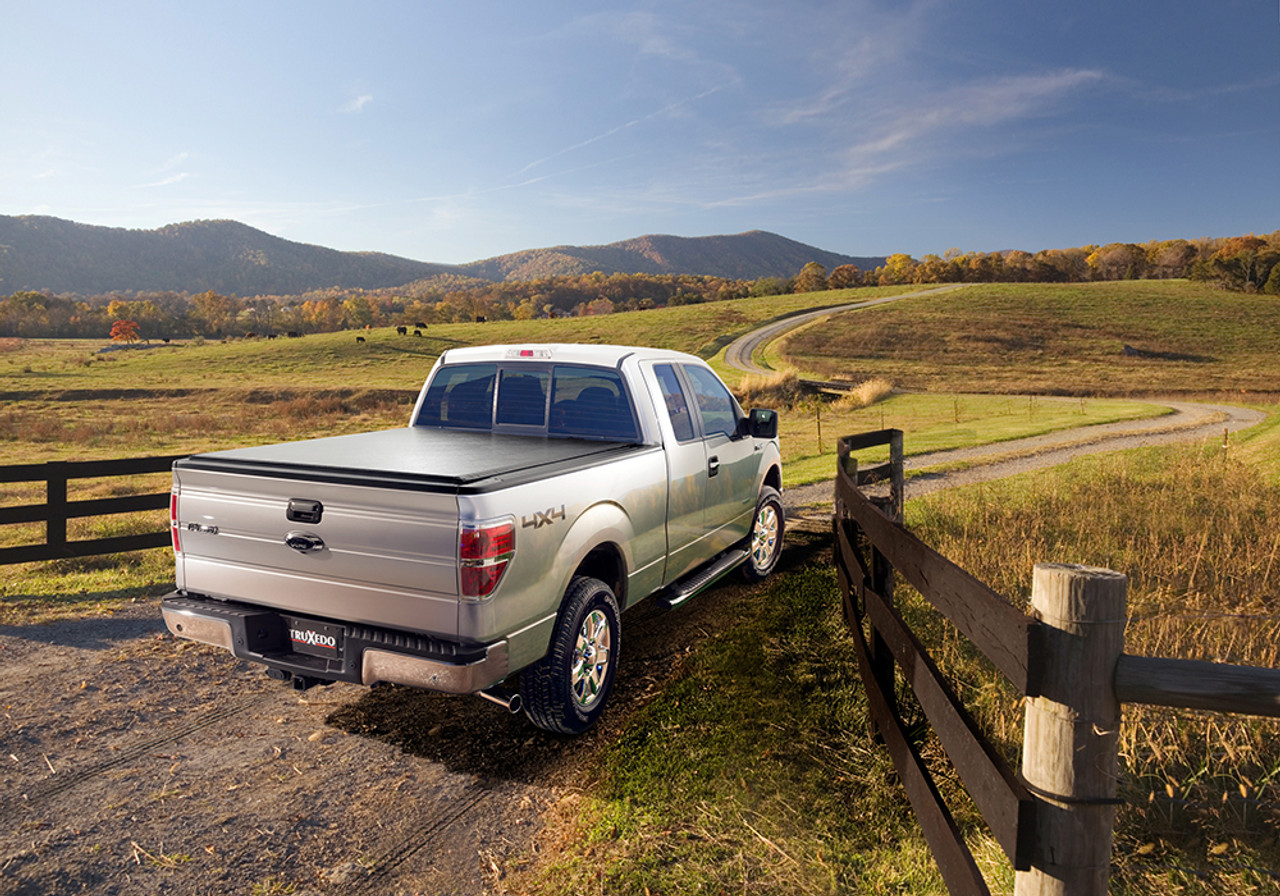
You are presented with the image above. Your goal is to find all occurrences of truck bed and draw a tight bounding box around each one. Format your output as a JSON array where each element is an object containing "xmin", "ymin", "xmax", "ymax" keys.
[
  {"xmin": 170, "ymin": 427, "xmax": 655, "ymax": 639},
  {"xmin": 177, "ymin": 427, "xmax": 646, "ymax": 493}
]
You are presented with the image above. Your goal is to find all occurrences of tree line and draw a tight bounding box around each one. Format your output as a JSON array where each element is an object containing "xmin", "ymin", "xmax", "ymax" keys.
[
  {"xmin": 2, "ymin": 232, "xmax": 1276, "ymax": 341},
  {"xmin": 840, "ymin": 232, "xmax": 1280, "ymax": 292}
]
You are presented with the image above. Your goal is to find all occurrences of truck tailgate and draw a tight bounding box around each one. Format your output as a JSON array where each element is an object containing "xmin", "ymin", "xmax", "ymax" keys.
[{"xmin": 172, "ymin": 428, "xmax": 641, "ymax": 637}]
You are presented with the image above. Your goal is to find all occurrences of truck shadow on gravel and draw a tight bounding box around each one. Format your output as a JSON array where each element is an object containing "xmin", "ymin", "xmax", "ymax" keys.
[
  {"xmin": 325, "ymin": 526, "xmax": 831, "ymax": 784},
  {"xmin": 0, "ymin": 612, "xmax": 163, "ymax": 649}
]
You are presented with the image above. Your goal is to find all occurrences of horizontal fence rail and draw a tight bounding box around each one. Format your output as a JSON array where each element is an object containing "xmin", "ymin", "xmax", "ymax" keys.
[
  {"xmin": 834, "ymin": 429, "xmax": 1280, "ymax": 896},
  {"xmin": 0, "ymin": 455, "xmax": 186, "ymax": 564}
]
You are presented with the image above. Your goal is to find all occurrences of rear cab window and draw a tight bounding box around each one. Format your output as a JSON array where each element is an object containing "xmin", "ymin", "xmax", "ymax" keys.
[
  {"xmin": 415, "ymin": 363, "xmax": 496, "ymax": 429},
  {"xmin": 416, "ymin": 362, "xmax": 639, "ymax": 442}
]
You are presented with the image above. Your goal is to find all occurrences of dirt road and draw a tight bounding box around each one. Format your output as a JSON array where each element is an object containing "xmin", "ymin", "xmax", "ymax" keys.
[
  {"xmin": 783, "ymin": 399, "xmax": 1266, "ymax": 511},
  {"xmin": 0, "ymin": 559, "xmax": 786, "ymax": 896}
]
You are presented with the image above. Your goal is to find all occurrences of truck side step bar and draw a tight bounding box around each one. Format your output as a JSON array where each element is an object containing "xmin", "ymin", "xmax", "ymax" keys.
[{"xmin": 657, "ymin": 547, "xmax": 749, "ymax": 609}]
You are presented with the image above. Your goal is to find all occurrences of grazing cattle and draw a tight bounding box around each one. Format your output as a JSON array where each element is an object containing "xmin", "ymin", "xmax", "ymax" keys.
[
  {"xmin": 245, "ymin": 332, "xmax": 257, "ymax": 339},
  {"xmin": 267, "ymin": 333, "xmax": 277, "ymax": 339},
  {"xmin": 396, "ymin": 325, "xmax": 407, "ymax": 335},
  {"xmin": 287, "ymin": 331, "xmax": 301, "ymax": 338},
  {"xmin": 414, "ymin": 322, "xmax": 427, "ymax": 330},
  {"xmin": 162, "ymin": 337, "xmax": 171, "ymax": 344},
  {"xmin": 356, "ymin": 336, "xmax": 366, "ymax": 344},
  {"xmin": 475, "ymin": 315, "xmax": 486, "ymax": 323},
  {"xmin": 413, "ymin": 329, "xmax": 423, "ymax": 337}
]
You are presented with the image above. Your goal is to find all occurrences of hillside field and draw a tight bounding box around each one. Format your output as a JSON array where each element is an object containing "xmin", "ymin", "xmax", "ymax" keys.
[{"xmin": 778, "ymin": 280, "xmax": 1280, "ymax": 398}]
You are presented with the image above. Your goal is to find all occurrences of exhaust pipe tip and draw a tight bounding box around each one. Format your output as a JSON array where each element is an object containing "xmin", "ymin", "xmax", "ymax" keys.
[{"xmin": 477, "ymin": 687, "xmax": 523, "ymax": 714}]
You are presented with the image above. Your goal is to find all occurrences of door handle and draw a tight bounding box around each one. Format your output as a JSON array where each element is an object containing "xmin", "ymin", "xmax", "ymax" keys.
[{"xmin": 708, "ymin": 456, "xmax": 720, "ymax": 477}]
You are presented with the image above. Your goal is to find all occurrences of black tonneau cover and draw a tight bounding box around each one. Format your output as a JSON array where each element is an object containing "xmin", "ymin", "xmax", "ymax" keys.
[{"xmin": 177, "ymin": 427, "xmax": 649, "ymax": 494}]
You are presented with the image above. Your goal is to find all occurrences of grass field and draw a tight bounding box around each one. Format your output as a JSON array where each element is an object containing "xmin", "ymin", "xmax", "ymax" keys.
[
  {"xmin": 3, "ymin": 280, "xmax": 1279, "ymax": 892},
  {"xmin": 778, "ymin": 280, "xmax": 1280, "ymax": 397}
]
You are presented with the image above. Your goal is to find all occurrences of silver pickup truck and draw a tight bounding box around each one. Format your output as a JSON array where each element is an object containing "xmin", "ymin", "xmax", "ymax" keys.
[{"xmin": 162, "ymin": 344, "xmax": 782, "ymax": 733}]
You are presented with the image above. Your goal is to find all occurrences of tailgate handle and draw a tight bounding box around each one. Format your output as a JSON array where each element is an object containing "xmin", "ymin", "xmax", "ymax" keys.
[
  {"xmin": 285, "ymin": 532, "xmax": 326, "ymax": 554},
  {"xmin": 286, "ymin": 499, "xmax": 324, "ymax": 524}
]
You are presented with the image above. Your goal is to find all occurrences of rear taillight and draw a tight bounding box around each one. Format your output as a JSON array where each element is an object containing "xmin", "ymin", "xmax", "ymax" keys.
[
  {"xmin": 459, "ymin": 518, "xmax": 515, "ymax": 599},
  {"xmin": 170, "ymin": 489, "xmax": 181, "ymax": 554}
]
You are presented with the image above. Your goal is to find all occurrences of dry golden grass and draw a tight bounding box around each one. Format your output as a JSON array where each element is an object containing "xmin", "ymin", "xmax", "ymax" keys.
[
  {"xmin": 833, "ymin": 377, "xmax": 894, "ymax": 410},
  {"xmin": 732, "ymin": 368, "xmax": 810, "ymax": 409},
  {"xmin": 906, "ymin": 444, "xmax": 1280, "ymax": 889}
]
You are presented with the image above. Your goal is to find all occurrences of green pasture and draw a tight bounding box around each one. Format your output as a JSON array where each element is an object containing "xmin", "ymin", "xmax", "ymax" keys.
[
  {"xmin": 776, "ymin": 279, "xmax": 1280, "ymax": 396},
  {"xmin": 0, "ymin": 285, "xmax": 916, "ymax": 394}
]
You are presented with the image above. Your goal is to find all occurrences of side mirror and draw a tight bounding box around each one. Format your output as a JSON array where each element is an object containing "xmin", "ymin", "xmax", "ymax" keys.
[{"xmin": 746, "ymin": 408, "xmax": 778, "ymax": 440}]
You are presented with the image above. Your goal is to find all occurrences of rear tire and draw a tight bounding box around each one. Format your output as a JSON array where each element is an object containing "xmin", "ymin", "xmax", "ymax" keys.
[
  {"xmin": 521, "ymin": 576, "xmax": 620, "ymax": 734},
  {"xmin": 742, "ymin": 485, "xmax": 784, "ymax": 582}
]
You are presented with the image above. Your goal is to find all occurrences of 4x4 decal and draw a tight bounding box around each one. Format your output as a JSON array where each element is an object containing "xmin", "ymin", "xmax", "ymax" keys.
[{"xmin": 522, "ymin": 505, "xmax": 566, "ymax": 529}]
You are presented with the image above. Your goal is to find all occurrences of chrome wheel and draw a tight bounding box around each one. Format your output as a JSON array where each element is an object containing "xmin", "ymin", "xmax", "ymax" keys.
[
  {"xmin": 750, "ymin": 503, "xmax": 779, "ymax": 572},
  {"xmin": 521, "ymin": 576, "xmax": 621, "ymax": 734},
  {"xmin": 742, "ymin": 486, "xmax": 784, "ymax": 582},
  {"xmin": 571, "ymin": 609, "xmax": 612, "ymax": 708}
]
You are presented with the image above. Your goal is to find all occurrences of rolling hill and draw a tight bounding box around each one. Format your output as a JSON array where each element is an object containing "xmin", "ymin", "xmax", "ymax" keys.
[{"xmin": 0, "ymin": 215, "xmax": 885, "ymax": 296}]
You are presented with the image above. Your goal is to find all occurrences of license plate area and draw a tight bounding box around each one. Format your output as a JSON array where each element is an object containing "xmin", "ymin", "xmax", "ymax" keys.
[{"xmin": 282, "ymin": 614, "xmax": 344, "ymax": 659}]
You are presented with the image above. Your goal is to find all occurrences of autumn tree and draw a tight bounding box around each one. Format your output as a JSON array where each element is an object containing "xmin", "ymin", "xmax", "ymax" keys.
[
  {"xmin": 876, "ymin": 253, "xmax": 917, "ymax": 285},
  {"xmin": 190, "ymin": 290, "xmax": 239, "ymax": 336},
  {"xmin": 793, "ymin": 261, "xmax": 828, "ymax": 293},
  {"xmin": 1208, "ymin": 235, "xmax": 1278, "ymax": 292},
  {"xmin": 1087, "ymin": 243, "xmax": 1147, "ymax": 280},
  {"xmin": 110, "ymin": 319, "xmax": 141, "ymax": 343},
  {"xmin": 827, "ymin": 264, "xmax": 862, "ymax": 289}
]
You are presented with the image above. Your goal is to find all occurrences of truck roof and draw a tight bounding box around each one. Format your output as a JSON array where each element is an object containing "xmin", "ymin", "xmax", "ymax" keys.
[{"xmin": 437, "ymin": 343, "xmax": 704, "ymax": 368}]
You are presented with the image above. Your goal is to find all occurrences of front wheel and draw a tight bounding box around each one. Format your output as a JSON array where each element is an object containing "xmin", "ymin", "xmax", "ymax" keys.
[
  {"xmin": 742, "ymin": 485, "xmax": 784, "ymax": 582},
  {"xmin": 521, "ymin": 576, "xmax": 620, "ymax": 734}
]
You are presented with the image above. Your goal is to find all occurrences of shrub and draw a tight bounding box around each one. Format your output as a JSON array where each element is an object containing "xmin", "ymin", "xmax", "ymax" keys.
[
  {"xmin": 834, "ymin": 377, "xmax": 894, "ymax": 410},
  {"xmin": 733, "ymin": 369, "xmax": 810, "ymax": 409}
]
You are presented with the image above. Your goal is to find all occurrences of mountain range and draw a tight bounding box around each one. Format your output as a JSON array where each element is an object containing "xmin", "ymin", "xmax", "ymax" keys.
[{"xmin": 0, "ymin": 215, "xmax": 885, "ymax": 296}]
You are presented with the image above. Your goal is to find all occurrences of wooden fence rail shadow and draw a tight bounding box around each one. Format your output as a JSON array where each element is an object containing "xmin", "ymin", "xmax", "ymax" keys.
[
  {"xmin": 834, "ymin": 429, "xmax": 1280, "ymax": 896},
  {"xmin": 0, "ymin": 455, "xmax": 186, "ymax": 565}
]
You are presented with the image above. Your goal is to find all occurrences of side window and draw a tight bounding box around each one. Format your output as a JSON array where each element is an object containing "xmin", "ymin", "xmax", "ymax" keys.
[
  {"xmin": 654, "ymin": 364, "xmax": 695, "ymax": 442},
  {"xmin": 683, "ymin": 365, "xmax": 739, "ymax": 440},
  {"xmin": 415, "ymin": 364, "xmax": 496, "ymax": 429},
  {"xmin": 549, "ymin": 366, "xmax": 638, "ymax": 441}
]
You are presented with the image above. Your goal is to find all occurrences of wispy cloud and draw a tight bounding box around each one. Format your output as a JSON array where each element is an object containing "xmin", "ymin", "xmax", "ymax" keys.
[
  {"xmin": 515, "ymin": 83, "xmax": 730, "ymax": 177},
  {"xmin": 135, "ymin": 152, "xmax": 192, "ymax": 187},
  {"xmin": 692, "ymin": 67, "xmax": 1107, "ymax": 209},
  {"xmin": 159, "ymin": 151, "xmax": 190, "ymax": 170},
  {"xmin": 819, "ymin": 68, "xmax": 1106, "ymax": 192},
  {"xmin": 341, "ymin": 94, "xmax": 374, "ymax": 114},
  {"xmin": 140, "ymin": 172, "xmax": 192, "ymax": 188}
]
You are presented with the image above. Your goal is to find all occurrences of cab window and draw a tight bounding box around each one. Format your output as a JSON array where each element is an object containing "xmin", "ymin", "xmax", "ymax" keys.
[
  {"xmin": 683, "ymin": 365, "xmax": 739, "ymax": 439},
  {"xmin": 415, "ymin": 364, "xmax": 495, "ymax": 429},
  {"xmin": 654, "ymin": 364, "xmax": 695, "ymax": 442},
  {"xmin": 549, "ymin": 366, "xmax": 638, "ymax": 441}
]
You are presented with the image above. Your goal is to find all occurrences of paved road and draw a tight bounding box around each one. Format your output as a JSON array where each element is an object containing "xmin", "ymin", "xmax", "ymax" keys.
[
  {"xmin": 723, "ymin": 285, "xmax": 966, "ymax": 375},
  {"xmin": 717, "ymin": 288, "xmax": 1266, "ymax": 509}
]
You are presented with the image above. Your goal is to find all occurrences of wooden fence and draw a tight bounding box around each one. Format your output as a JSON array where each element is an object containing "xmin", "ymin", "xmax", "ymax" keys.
[
  {"xmin": 0, "ymin": 455, "xmax": 185, "ymax": 565},
  {"xmin": 834, "ymin": 429, "xmax": 1280, "ymax": 896}
]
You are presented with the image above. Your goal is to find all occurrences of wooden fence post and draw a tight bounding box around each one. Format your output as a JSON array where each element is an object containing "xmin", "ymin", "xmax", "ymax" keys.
[
  {"xmin": 1015, "ymin": 563, "xmax": 1127, "ymax": 896},
  {"xmin": 46, "ymin": 461, "xmax": 68, "ymax": 554}
]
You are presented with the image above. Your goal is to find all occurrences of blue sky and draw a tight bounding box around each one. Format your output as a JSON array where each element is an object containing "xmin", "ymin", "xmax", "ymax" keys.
[{"xmin": 3, "ymin": 1, "xmax": 1277, "ymax": 265}]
